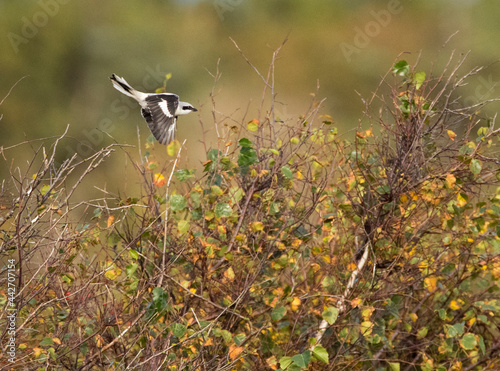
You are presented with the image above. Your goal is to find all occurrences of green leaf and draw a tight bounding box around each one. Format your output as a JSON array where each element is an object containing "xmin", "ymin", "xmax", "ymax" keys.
[
  {"xmin": 239, "ymin": 147, "xmax": 258, "ymax": 164},
  {"xmin": 215, "ymin": 202, "xmax": 232, "ymax": 218},
  {"xmin": 152, "ymin": 287, "xmax": 168, "ymax": 312},
  {"xmin": 269, "ymin": 201, "xmax": 280, "ymax": 215},
  {"xmin": 234, "ymin": 334, "xmax": 246, "ymax": 346},
  {"xmin": 392, "ymin": 60, "xmax": 410, "ymax": 77},
  {"xmin": 460, "ymin": 333, "xmax": 477, "ymax": 350},
  {"xmin": 207, "ymin": 148, "xmax": 221, "ymax": 161},
  {"xmin": 93, "ymin": 208, "xmax": 102, "ymax": 218},
  {"xmin": 414, "ymin": 71, "xmax": 426, "ymax": 90},
  {"xmin": 281, "ymin": 166, "xmax": 293, "ymax": 180},
  {"xmin": 239, "ymin": 138, "xmax": 253, "ymax": 148},
  {"xmin": 438, "ymin": 308, "xmax": 446, "ymax": 320},
  {"xmin": 129, "ymin": 249, "xmax": 139, "ymax": 260},
  {"xmin": 221, "ymin": 330, "xmax": 232, "ymax": 344},
  {"xmin": 312, "ymin": 345, "xmax": 329, "ymax": 364},
  {"xmin": 230, "ymin": 186, "xmax": 245, "ymax": 204},
  {"xmin": 459, "ymin": 141, "xmax": 476, "ymax": 155},
  {"xmin": 417, "ymin": 326, "xmax": 428, "ymax": 339},
  {"xmin": 177, "ymin": 220, "xmax": 190, "ymax": 235},
  {"xmin": 271, "ymin": 306, "xmax": 287, "ymax": 321},
  {"xmin": 40, "ymin": 337, "xmax": 54, "ymax": 346},
  {"xmin": 470, "ymin": 159, "xmax": 482, "ymax": 175},
  {"xmin": 322, "ymin": 306, "xmax": 339, "ymax": 325},
  {"xmin": 445, "ymin": 322, "xmax": 465, "ymax": 338},
  {"xmin": 175, "ymin": 169, "xmax": 196, "ymax": 182},
  {"xmin": 279, "ymin": 356, "xmax": 293, "ymax": 369},
  {"xmin": 291, "ymin": 350, "xmax": 311, "ymax": 368},
  {"xmin": 478, "ymin": 334, "xmax": 485, "ymax": 355},
  {"xmin": 126, "ymin": 263, "xmax": 138, "ymax": 277},
  {"xmin": 389, "ymin": 362, "xmax": 400, "ymax": 371},
  {"xmin": 169, "ymin": 194, "xmax": 187, "ymax": 211},
  {"xmin": 170, "ymin": 322, "xmax": 187, "ymax": 338}
]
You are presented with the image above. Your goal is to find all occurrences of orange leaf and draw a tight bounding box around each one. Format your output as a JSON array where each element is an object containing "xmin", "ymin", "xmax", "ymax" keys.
[
  {"xmin": 229, "ymin": 345, "xmax": 244, "ymax": 360},
  {"xmin": 153, "ymin": 173, "xmax": 166, "ymax": 187},
  {"xmin": 266, "ymin": 356, "xmax": 278, "ymax": 370},
  {"xmin": 107, "ymin": 215, "xmax": 115, "ymax": 228},
  {"xmin": 351, "ymin": 297, "xmax": 362, "ymax": 308},
  {"xmin": 204, "ymin": 338, "xmax": 214, "ymax": 346}
]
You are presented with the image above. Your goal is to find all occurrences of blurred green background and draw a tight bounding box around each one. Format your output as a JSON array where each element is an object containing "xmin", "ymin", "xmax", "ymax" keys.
[{"xmin": 1, "ymin": 0, "xmax": 499, "ymax": 199}]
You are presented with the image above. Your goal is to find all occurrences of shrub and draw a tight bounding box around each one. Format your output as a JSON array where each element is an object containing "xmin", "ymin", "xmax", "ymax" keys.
[{"xmin": 1, "ymin": 49, "xmax": 500, "ymax": 370}]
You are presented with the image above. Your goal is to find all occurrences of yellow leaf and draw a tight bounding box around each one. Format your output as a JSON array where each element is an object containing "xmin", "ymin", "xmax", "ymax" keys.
[
  {"xmin": 291, "ymin": 297, "xmax": 301, "ymax": 311},
  {"xmin": 251, "ymin": 222, "xmax": 264, "ymax": 232},
  {"xmin": 153, "ymin": 173, "xmax": 166, "ymax": 187},
  {"xmin": 52, "ymin": 338, "xmax": 61, "ymax": 345},
  {"xmin": 96, "ymin": 334, "xmax": 105, "ymax": 348},
  {"xmin": 33, "ymin": 347, "xmax": 42, "ymax": 357},
  {"xmin": 449, "ymin": 300, "xmax": 461, "ymax": 310},
  {"xmin": 107, "ymin": 215, "xmax": 115, "ymax": 228},
  {"xmin": 224, "ymin": 267, "xmax": 235, "ymax": 281},
  {"xmin": 409, "ymin": 313, "xmax": 418, "ymax": 322},
  {"xmin": 360, "ymin": 321, "xmax": 373, "ymax": 337},
  {"xmin": 105, "ymin": 264, "xmax": 122, "ymax": 280},
  {"xmin": 296, "ymin": 170, "xmax": 303, "ymax": 179},
  {"xmin": 361, "ymin": 306, "xmax": 375, "ymax": 321},
  {"xmin": 167, "ymin": 140, "xmax": 181, "ymax": 157},
  {"xmin": 19, "ymin": 343, "xmax": 27, "ymax": 350},
  {"xmin": 400, "ymin": 194, "xmax": 408, "ymax": 203},
  {"xmin": 447, "ymin": 130, "xmax": 457, "ymax": 141},
  {"xmin": 247, "ymin": 119, "xmax": 259, "ymax": 131},
  {"xmin": 348, "ymin": 263, "xmax": 357, "ymax": 271},
  {"xmin": 218, "ymin": 225, "xmax": 227, "ymax": 235},
  {"xmin": 424, "ymin": 277, "xmax": 437, "ymax": 292},
  {"xmin": 445, "ymin": 173, "xmax": 456, "ymax": 188},
  {"xmin": 457, "ymin": 193, "xmax": 467, "ymax": 207},
  {"xmin": 229, "ymin": 345, "xmax": 244, "ymax": 361}
]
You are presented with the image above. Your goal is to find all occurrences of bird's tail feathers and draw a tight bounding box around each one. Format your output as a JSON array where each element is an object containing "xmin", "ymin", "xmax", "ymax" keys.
[{"xmin": 110, "ymin": 74, "xmax": 145, "ymax": 101}]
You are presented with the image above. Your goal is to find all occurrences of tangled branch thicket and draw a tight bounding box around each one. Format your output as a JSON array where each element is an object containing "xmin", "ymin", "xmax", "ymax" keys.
[{"xmin": 1, "ymin": 48, "xmax": 500, "ymax": 371}]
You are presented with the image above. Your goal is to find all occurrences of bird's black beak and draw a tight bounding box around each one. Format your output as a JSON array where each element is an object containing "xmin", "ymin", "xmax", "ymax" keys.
[{"xmin": 191, "ymin": 107, "xmax": 198, "ymax": 112}]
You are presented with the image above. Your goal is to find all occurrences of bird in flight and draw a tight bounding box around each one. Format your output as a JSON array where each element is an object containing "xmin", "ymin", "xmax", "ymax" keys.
[{"xmin": 110, "ymin": 74, "xmax": 197, "ymax": 145}]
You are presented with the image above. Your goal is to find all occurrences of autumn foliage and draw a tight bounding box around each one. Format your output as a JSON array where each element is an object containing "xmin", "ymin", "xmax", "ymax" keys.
[{"xmin": 1, "ymin": 52, "xmax": 500, "ymax": 370}]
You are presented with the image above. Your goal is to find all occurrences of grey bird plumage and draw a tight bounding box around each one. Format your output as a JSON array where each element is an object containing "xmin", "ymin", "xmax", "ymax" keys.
[{"xmin": 110, "ymin": 74, "xmax": 197, "ymax": 145}]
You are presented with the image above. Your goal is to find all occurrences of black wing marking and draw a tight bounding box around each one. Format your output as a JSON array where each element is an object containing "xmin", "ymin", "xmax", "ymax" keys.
[{"xmin": 142, "ymin": 94, "xmax": 180, "ymax": 145}]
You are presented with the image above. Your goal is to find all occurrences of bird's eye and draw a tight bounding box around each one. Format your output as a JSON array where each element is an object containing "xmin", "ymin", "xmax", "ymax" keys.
[{"xmin": 183, "ymin": 106, "xmax": 191, "ymax": 110}]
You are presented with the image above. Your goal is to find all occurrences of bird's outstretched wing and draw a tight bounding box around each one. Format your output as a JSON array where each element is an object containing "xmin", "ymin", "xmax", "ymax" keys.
[{"xmin": 141, "ymin": 94, "xmax": 180, "ymax": 145}]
